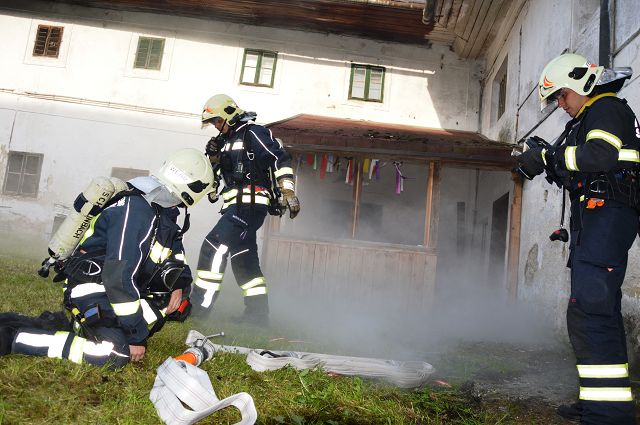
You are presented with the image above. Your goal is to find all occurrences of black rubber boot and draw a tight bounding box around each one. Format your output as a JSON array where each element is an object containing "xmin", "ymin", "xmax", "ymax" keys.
[
  {"xmin": 241, "ymin": 295, "xmax": 269, "ymax": 328},
  {"xmin": 557, "ymin": 402, "xmax": 582, "ymax": 422},
  {"xmin": 0, "ymin": 311, "xmax": 69, "ymax": 331},
  {"xmin": 0, "ymin": 326, "xmax": 18, "ymax": 356}
]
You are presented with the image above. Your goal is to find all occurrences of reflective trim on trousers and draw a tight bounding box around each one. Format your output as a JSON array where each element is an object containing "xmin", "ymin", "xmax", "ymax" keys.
[
  {"xmin": 579, "ymin": 387, "xmax": 633, "ymax": 402},
  {"xmin": 577, "ymin": 363, "xmax": 629, "ymax": 379},
  {"xmin": 244, "ymin": 286, "xmax": 267, "ymax": 297},
  {"xmin": 240, "ymin": 277, "xmax": 266, "ymax": 291},
  {"xmin": 70, "ymin": 282, "xmax": 105, "ymax": 298}
]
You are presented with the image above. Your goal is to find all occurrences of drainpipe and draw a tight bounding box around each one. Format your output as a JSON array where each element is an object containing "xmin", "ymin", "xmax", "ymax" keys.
[{"xmin": 599, "ymin": 0, "xmax": 612, "ymax": 67}]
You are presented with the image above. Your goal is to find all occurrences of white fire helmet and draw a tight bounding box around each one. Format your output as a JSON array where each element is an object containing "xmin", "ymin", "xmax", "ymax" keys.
[
  {"xmin": 201, "ymin": 94, "xmax": 245, "ymax": 126},
  {"xmin": 538, "ymin": 53, "xmax": 604, "ymax": 113},
  {"xmin": 153, "ymin": 148, "xmax": 214, "ymax": 207}
]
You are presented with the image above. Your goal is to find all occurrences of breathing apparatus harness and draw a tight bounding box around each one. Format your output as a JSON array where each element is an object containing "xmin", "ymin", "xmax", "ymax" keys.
[{"xmin": 526, "ymin": 96, "xmax": 640, "ymax": 243}]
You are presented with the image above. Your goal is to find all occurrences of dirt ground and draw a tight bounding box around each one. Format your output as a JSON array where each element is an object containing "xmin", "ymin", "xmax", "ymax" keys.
[{"xmin": 430, "ymin": 341, "xmax": 586, "ymax": 424}]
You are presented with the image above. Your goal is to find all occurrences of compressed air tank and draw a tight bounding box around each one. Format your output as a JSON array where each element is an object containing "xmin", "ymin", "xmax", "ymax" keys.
[{"xmin": 48, "ymin": 176, "xmax": 123, "ymax": 260}]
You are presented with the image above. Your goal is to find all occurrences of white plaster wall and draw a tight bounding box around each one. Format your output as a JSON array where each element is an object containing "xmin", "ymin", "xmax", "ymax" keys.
[
  {"xmin": 0, "ymin": 0, "xmax": 482, "ymax": 257},
  {"xmin": 481, "ymin": 0, "xmax": 640, "ymax": 343}
]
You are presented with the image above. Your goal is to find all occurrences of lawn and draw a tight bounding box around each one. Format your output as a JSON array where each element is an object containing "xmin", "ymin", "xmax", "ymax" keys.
[{"xmin": 0, "ymin": 257, "xmax": 563, "ymax": 425}]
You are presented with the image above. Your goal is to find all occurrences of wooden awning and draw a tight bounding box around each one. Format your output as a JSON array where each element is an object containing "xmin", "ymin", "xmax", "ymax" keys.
[{"xmin": 266, "ymin": 114, "xmax": 515, "ymax": 170}]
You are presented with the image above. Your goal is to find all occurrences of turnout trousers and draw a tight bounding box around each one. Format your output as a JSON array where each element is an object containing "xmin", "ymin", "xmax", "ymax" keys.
[
  {"xmin": 192, "ymin": 204, "xmax": 269, "ymax": 322},
  {"xmin": 568, "ymin": 201, "xmax": 638, "ymax": 425},
  {"xmin": 1, "ymin": 311, "xmax": 130, "ymax": 369}
]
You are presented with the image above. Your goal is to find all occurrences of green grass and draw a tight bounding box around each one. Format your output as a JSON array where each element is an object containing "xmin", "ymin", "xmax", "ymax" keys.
[{"xmin": 0, "ymin": 257, "xmax": 555, "ymax": 424}]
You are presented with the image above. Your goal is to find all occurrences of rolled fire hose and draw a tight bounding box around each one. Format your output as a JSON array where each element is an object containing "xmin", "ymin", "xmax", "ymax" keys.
[
  {"xmin": 186, "ymin": 330, "xmax": 434, "ymax": 389},
  {"xmin": 150, "ymin": 357, "xmax": 257, "ymax": 425}
]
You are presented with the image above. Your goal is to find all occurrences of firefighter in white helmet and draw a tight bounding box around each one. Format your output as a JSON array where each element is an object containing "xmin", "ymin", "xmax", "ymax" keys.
[
  {"xmin": 0, "ymin": 149, "xmax": 214, "ymax": 368},
  {"xmin": 191, "ymin": 94, "xmax": 300, "ymax": 326},
  {"xmin": 518, "ymin": 53, "xmax": 639, "ymax": 424}
]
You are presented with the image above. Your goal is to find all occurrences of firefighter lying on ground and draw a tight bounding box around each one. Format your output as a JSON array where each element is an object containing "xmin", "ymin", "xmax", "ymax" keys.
[
  {"xmin": 517, "ymin": 53, "xmax": 639, "ymax": 425},
  {"xmin": 190, "ymin": 94, "xmax": 300, "ymax": 326},
  {"xmin": 0, "ymin": 148, "xmax": 215, "ymax": 368}
]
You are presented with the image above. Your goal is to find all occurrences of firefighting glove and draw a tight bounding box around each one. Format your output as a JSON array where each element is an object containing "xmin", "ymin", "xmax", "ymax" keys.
[
  {"xmin": 205, "ymin": 136, "xmax": 222, "ymax": 165},
  {"xmin": 207, "ymin": 179, "xmax": 219, "ymax": 203},
  {"xmin": 517, "ymin": 146, "xmax": 548, "ymax": 180},
  {"xmin": 277, "ymin": 177, "xmax": 300, "ymax": 219}
]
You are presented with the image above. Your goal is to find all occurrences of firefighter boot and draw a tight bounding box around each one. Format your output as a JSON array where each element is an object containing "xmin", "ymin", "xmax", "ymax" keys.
[
  {"xmin": 238, "ymin": 294, "xmax": 270, "ymax": 328},
  {"xmin": 0, "ymin": 326, "xmax": 18, "ymax": 356},
  {"xmin": 556, "ymin": 402, "xmax": 582, "ymax": 422}
]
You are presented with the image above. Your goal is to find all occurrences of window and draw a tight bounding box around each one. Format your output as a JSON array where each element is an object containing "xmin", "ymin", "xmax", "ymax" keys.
[
  {"xmin": 32, "ymin": 25, "xmax": 63, "ymax": 58},
  {"xmin": 111, "ymin": 167, "xmax": 148, "ymax": 182},
  {"xmin": 349, "ymin": 64, "xmax": 385, "ymax": 102},
  {"xmin": 492, "ymin": 56, "xmax": 508, "ymax": 122},
  {"xmin": 134, "ymin": 37, "xmax": 165, "ymax": 70},
  {"xmin": 3, "ymin": 151, "xmax": 43, "ymax": 197},
  {"xmin": 240, "ymin": 49, "xmax": 277, "ymax": 87}
]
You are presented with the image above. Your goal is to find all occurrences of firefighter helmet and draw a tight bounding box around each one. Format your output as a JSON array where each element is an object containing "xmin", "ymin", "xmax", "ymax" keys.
[
  {"xmin": 154, "ymin": 148, "xmax": 214, "ymax": 207},
  {"xmin": 538, "ymin": 53, "xmax": 604, "ymax": 113},
  {"xmin": 201, "ymin": 94, "xmax": 245, "ymax": 126}
]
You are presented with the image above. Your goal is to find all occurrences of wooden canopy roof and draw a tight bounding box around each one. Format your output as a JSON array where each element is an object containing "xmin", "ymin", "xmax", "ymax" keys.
[{"xmin": 266, "ymin": 114, "xmax": 515, "ymax": 169}]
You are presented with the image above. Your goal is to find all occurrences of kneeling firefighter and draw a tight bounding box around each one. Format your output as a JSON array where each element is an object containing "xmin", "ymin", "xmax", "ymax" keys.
[
  {"xmin": 517, "ymin": 53, "xmax": 640, "ymax": 425},
  {"xmin": 0, "ymin": 148, "xmax": 214, "ymax": 368},
  {"xmin": 190, "ymin": 94, "xmax": 300, "ymax": 325}
]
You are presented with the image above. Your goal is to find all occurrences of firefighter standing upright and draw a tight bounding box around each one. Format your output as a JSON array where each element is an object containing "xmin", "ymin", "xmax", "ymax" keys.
[
  {"xmin": 191, "ymin": 94, "xmax": 300, "ymax": 325},
  {"xmin": 518, "ymin": 53, "xmax": 640, "ymax": 425}
]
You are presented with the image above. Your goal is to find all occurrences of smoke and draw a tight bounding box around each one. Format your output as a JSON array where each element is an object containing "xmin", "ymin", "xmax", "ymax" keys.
[{"xmin": 202, "ymin": 163, "xmax": 557, "ymax": 362}]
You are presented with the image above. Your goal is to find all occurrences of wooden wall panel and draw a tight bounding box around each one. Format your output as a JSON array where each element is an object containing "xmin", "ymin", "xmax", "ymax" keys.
[{"xmin": 264, "ymin": 238, "xmax": 438, "ymax": 315}]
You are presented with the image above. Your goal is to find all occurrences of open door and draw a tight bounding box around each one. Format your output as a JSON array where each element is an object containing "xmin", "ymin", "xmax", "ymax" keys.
[{"xmin": 488, "ymin": 193, "xmax": 509, "ymax": 288}]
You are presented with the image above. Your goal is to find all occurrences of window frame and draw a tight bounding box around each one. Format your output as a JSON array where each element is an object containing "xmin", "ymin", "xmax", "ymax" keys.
[
  {"xmin": 2, "ymin": 151, "xmax": 44, "ymax": 197},
  {"xmin": 239, "ymin": 49, "xmax": 278, "ymax": 88},
  {"xmin": 133, "ymin": 36, "xmax": 165, "ymax": 71},
  {"xmin": 348, "ymin": 64, "xmax": 385, "ymax": 103},
  {"xmin": 32, "ymin": 24, "xmax": 64, "ymax": 58}
]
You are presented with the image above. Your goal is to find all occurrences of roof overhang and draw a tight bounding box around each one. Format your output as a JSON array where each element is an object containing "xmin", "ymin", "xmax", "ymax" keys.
[{"xmin": 266, "ymin": 114, "xmax": 515, "ymax": 170}]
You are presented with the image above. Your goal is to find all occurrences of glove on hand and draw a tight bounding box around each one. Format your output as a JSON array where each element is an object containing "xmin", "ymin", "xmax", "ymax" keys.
[
  {"xmin": 282, "ymin": 189, "xmax": 300, "ymax": 219},
  {"xmin": 517, "ymin": 146, "xmax": 548, "ymax": 180}
]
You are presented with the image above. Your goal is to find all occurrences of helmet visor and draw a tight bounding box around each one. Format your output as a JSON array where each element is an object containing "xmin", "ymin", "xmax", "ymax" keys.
[{"xmin": 540, "ymin": 88, "xmax": 563, "ymax": 114}]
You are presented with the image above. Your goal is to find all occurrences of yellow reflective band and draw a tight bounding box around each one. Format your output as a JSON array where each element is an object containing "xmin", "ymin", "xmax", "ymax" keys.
[
  {"xmin": 244, "ymin": 286, "xmax": 268, "ymax": 297},
  {"xmin": 223, "ymin": 195, "xmax": 270, "ymax": 208},
  {"xmin": 140, "ymin": 300, "xmax": 158, "ymax": 326},
  {"xmin": 222, "ymin": 189, "xmax": 239, "ymax": 200},
  {"xmin": 240, "ymin": 277, "xmax": 266, "ymax": 290},
  {"xmin": 580, "ymin": 195, "xmax": 585, "ymax": 202},
  {"xmin": 619, "ymin": 149, "xmax": 640, "ymax": 163},
  {"xmin": 150, "ymin": 242, "xmax": 172, "ymax": 264},
  {"xmin": 577, "ymin": 364, "xmax": 629, "ymax": 379},
  {"xmin": 174, "ymin": 253, "xmax": 186, "ymax": 262},
  {"xmin": 274, "ymin": 167, "xmax": 294, "ymax": 178},
  {"xmin": 565, "ymin": 146, "xmax": 579, "ymax": 171},
  {"xmin": 587, "ymin": 129, "xmax": 622, "ymax": 150},
  {"xmin": 111, "ymin": 300, "xmax": 140, "ymax": 316},
  {"xmin": 579, "ymin": 387, "xmax": 633, "ymax": 402},
  {"xmin": 79, "ymin": 215, "xmax": 100, "ymax": 245},
  {"xmin": 231, "ymin": 141, "xmax": 244, "ymax": 150},
  {"xmin": 197, "ymin": 270, "xmax": 224, "ymax": 280},
  {"xmin": 195, "ymin": 278, "xmax": 221, "ymax": 291},
  {"xmin": 82, "ymin": 339, "xmax": 115, "ymax": 357},
  {"xmin": 541, "ymin": 148, "xmax": 547, "ymax": 166},
  {"xmin": 68, "ymin": 335, "xmax": 86, "ymax": 364}
]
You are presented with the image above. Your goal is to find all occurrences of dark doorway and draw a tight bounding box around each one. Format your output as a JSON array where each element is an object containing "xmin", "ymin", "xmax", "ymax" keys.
[{"xmin": 488, "ymin": 193, "xmax": 509, "ymax": 288}]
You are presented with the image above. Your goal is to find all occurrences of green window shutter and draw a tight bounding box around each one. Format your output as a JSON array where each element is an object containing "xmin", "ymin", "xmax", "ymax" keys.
[
  {"xmin": 368, "ymin": 67, "xmax": 384, "ymax": 101},
  {"xmin": 240, "ymin": 49, "xmax": 277, "ymax": 87},
  {"xmin": 134, "ymin": 37, "xmax": 164, "ymax": 70},
  {"xmin": 349, "ymin": 64, "xmax": 384, "ymax": 102},
  {"xmin": 350, "ymin": 65, "xmax": 367, "ymax": 99}
]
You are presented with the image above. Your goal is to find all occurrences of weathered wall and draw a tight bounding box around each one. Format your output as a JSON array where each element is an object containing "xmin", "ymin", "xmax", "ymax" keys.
[
  {"xmin": 0, "ymin": 0, "xmax": 481, "ymax": 258},
  {"xmin": 480, "ymin": 0, "xmax": 640, "ymax": 347}
]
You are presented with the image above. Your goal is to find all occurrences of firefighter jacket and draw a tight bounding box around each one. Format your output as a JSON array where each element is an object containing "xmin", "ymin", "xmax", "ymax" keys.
[
  {"xmin": 216, "ymin": 121, "xmax": 294, "ymax": 211},
  {"xmin": 62, "ymin": 193, "xmax": 192, "ymax": 345},
  {"xmin": 556, "ymin": 92, "xmax": 640, "ymax": 207}
]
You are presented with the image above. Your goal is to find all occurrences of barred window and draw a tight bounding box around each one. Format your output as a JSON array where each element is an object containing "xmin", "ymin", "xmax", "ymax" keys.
[
  {"xmin": 33, "ymin": 25, "xmax": 64, "ymax": 58},
  {"xmin": 134, "ymin": 37, "xmax": 165, "ymax": 70},
  {"xmin": 240, "ymin": 49, "xmax": 277, "ymax": 87},
  {"xmin": 3, "ymin": 151, "xmax": 43, "ymax": 197},
  {"xmin": 349, "ymin": 64, "xmax": 385, "ymax": 102}
]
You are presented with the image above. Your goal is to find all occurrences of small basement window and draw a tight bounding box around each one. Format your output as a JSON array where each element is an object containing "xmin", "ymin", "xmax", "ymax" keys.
[
  {"xmin": 33, "ymin": 25, "xmax": 64, "ymax": 58},
  {"xmin": 3, "ymin": 151, "xmax": 44, "ymax": 197}
]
